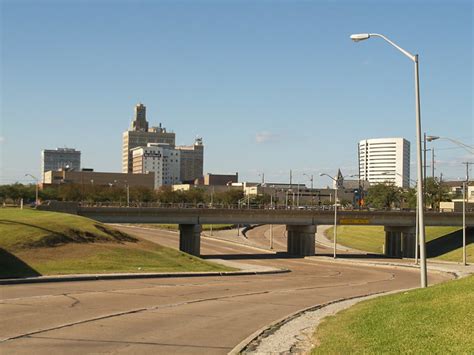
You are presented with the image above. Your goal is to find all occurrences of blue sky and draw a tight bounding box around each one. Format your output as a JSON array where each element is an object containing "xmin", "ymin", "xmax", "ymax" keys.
[{"xmin": 1, "ymin": 0, "xmax": 472, "ymax": 186}]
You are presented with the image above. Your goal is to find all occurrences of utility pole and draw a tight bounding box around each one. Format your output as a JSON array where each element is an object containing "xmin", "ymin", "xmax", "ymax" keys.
[
  {"xmin": 462, "ymin": 161, "xmax": 472, "ymax": 182},
  {"xmin": 431, "ymin": 148, "xmax": 435, "ymax": 178}
]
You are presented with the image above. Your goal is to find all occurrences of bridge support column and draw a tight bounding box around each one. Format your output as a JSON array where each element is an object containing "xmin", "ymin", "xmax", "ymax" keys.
[
  {"xmin": 384, "ymin": 226, "xmax": 416, "ymax": 258},
  {"xmin": 286, "ymin": 225, "xmax": 316, "ymax": 256},
  {"xmin": 179, "ymin": 224, "xmax": 201, "ymax": 257}
]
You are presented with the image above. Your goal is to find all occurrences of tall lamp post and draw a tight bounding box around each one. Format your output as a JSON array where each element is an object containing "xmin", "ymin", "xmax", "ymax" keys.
[
  {"xmin": 462, "ymin": 181, "xmax": 467, "ymax": 266},
  {"xmin": 351, "ymin": 33, "xmax": 427, "ymax": 287},
  {"xmin": 320, "ymin": 173, "xmax": 339, "ymax": 259},
  {"xmin": 25, "ymin": 174, "xmax": 39, "ymax": 206}
]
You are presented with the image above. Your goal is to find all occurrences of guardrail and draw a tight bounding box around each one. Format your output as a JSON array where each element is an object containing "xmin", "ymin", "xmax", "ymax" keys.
[
  {"xmin": 38, "ymin": 200, "xmax": 474, "ymax": 213},
  {"xmin": 74, "ymin": 201, "xmax": 395, "ymax": 212}
]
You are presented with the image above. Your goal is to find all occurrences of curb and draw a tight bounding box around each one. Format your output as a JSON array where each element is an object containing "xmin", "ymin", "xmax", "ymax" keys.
[{"xmin": 0, "ymin": 268, "xmax": 290, "ymax": 286}]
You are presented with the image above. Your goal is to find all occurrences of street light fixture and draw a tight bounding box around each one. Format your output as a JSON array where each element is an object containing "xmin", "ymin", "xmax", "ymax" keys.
[
  {"xmin": 351, "ymin": 32, "xmax": 428, "ymax": 287},
  {"xmin": 427, "ymin": 135, "xmax": 474, "ymax": 154},
  {"xmin": 24, "ymin": 174, "xmax": 39, "ymax": 206},
  {"xmin": 320, "ymin": 172, "xmax": 339, "ymax": 259}
]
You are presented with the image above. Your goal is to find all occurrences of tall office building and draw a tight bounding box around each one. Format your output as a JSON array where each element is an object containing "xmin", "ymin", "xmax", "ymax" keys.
[
  {"xmin": 122, "ymin": 103, "xmax": 176, "ymax": 173},
  {"xmin": 132, "ymin": 143, "xmax": 181, "ymax": 188},
  {"xmin": 358, "ymin": 138, "xmax": 410, "ymax": 188},
  {"xmin": 41, "ymin": 148, "xmax": 81, "ymax": 182},
  {"xmin": 176, "ymin": 137, "xmax": 204, "ymax": 183}
]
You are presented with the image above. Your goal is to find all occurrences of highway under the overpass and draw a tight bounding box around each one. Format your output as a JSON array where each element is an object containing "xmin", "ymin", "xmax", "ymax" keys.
[{"xmin": 0, "ymin": 225, "xmax": 451, "ymax": 354}]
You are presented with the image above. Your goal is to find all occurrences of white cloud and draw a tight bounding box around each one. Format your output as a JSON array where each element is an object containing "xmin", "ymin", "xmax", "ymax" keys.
[
  {"xmin": 0, "ymin": 136, "xmax": 4, "ymax": 144},
  {"xmin": 255, "ymin": 131, "xmax": 278, "ymax": 144}
]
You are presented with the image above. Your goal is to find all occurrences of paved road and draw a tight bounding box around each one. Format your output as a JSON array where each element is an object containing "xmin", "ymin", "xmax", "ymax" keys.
[{"xmin": 0, "ymin": 226, "xmax": 450, "ymax": 354}]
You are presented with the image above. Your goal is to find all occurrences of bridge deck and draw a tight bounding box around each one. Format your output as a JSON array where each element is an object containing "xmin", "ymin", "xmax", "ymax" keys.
[{"xmin": 73, "ymin": 207, "xmax": 473, "ymax": 227}]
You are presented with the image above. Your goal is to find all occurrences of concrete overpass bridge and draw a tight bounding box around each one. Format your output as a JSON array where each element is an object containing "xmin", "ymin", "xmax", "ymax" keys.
[{"xmin": 39, "ymin": 203, "xmax": 473, "ymax": 258}]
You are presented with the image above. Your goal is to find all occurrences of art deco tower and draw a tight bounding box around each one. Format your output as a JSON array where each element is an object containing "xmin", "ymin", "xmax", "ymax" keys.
[
  {"xmin": 122, "ymin": 103, "xmax": 175, "ymax": 173},
  {"xmin": 131, "ymin": 103, "xmax": 148, "ymax": 132}
]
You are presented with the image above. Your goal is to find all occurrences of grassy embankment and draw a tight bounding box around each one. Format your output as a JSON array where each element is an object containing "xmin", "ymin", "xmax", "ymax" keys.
[
  {"xmin": 324, "ymin": 225, "xmax": 473, "ymax": 262},
  {"xmin": 134, "ymin": 224, "xmax": 235, "ymax": 231},
  {"xmin": 0, "ymin": 208, "xmax": 233, "ymax": 278},
  {"xmin": 312, "ymin": 275, "xmax": 474, "ymax": 353}
]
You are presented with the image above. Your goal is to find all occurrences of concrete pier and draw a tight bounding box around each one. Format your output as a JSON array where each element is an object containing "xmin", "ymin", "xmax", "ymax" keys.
[
  {"xmin": 384, "ymin": 226, "xmax": 416, "ymax": 258},
  {"xmin": 179, "ymin": 224, "xmax": 202, "ymax": 256},
  {"xmin": 286, "ymin": 225, "xmax": 316, "ymax": 256}
]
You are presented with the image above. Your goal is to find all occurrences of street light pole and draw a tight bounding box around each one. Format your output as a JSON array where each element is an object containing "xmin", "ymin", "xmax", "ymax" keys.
[
  {"xmin": 125, "ymin": 181, "xmax": 130, "ymax": 207},
  {"xmin": 462, "ymin": 181, "xmax": 466, "ymax": 266},
  {"xmin": 320, "ymin": 173, "xmax": 338, "ymax": 259},
  {"xmin": 351, "ymin": 33, "xmax": 427, "ymax": 287}
]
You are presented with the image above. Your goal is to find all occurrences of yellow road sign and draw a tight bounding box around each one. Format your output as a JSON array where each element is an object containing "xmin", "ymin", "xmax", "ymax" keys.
[{"xmin": 340, "ymin": 218, "xmax": 370, "ymax": 225}]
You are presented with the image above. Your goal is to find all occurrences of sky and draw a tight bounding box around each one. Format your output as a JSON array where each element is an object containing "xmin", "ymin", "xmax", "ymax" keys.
[{"xmin": 1, "ymin": 0, "xmax": 472, "ymax": 187}]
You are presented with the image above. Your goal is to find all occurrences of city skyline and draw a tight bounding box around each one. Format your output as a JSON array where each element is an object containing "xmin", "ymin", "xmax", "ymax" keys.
[{"xmin": 1, "ymin": 1, "xmax": 472, "ymax": 187}]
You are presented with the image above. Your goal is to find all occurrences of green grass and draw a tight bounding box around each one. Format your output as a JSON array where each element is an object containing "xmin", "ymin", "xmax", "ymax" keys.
[
  {"xmin": 133, "ymin": 224, "xmax": 235, "ymax": 231},
  {"xmin": 312, "ymin": 275, "xmax": 474, "ymax": 354},
  {"xmin": 0, "ymin": 208, "xmax": 234, "ymax": 278},
  {"xmin": 325, "ymin": 225, "xmax": 473, "ymax": 262}
]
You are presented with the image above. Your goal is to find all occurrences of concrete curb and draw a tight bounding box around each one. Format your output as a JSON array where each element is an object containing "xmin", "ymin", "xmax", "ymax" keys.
[{"xmin": 0, "ymin": 268, "xmax": 290, "ymax": 286}]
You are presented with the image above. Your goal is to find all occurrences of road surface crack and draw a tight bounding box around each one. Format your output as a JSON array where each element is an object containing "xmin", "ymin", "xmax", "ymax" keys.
[
  {"xmin": 63, "ymin": 294, "xmax": 80, "ymax": 308},
  {"xmin": 0, "ymin": 289, "xmax": 272, "ymax": 343}
]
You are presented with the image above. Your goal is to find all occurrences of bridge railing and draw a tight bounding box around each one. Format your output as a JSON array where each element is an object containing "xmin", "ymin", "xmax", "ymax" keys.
[{"xmin": 74, "ymin": 201, "xmax": 426, "ymax": 212}]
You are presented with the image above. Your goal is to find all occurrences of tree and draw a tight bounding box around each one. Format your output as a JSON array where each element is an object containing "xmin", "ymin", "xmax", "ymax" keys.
[
  {"xmin": 365, "ymin": 182, "xmax": 402, "ymax": 210},
  {"xmin": 183, "ymin": 188, "xmax": 206, "ymax": 204},
  {"xmin": 214, "ymin": 189, "xmax": 244, "ymax": 206},
  {"xmin": 129, "ymin": 186, "xmax": 155, "ymax": 204},
  {"xmin": 156, "ymin": 186, "xmax": 180, "ymax": 204},
  {"xmin": 57, "ymin": 183, "xmax": 82, "ymax": 201},
  {"xmin": 252, "ymin": 193, "xmax": 271, "ymax": 206},
  {"xmin": 402, "ymin": 187, "xmax": 417, "ymax": 209},
  {"xmin": 424, "ymin": 177, "xmax": 450, "ymax": 210}
]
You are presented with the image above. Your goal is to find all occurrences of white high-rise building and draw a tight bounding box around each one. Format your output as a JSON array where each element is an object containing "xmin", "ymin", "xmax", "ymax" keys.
[
  {"xmin": 358, "ymin": 138, "xmax": 410, "ymax": 188},
  {"xmin": 131, "ymin": 143, "xmax": 180, "ymax": 189}
]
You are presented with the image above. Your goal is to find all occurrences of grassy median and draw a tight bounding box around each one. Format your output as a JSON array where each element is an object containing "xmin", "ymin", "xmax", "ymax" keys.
[
  {"xmin": 0, "ymin": 208, "xmax": 233, "ymax": 278},
  {"xmin": 325, "ymin": 225, "xmax": 473, "ymax": 262},
  {"xmin": 312, "ymin": 275, "xmax": 474, "ymax": 354}
]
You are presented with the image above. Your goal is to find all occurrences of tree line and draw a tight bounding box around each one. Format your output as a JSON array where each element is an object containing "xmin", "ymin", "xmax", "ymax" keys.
[
  {"xmin": 364, "ymin": 177, "xmax": 452, "ymax": 210},
  {"xmin": 0, "ymin": 183, "xmax": 245, "ymax": 206},
  {"xmin": 0, "ymin": 177, "xmax": 454, "ymax": 210}
]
